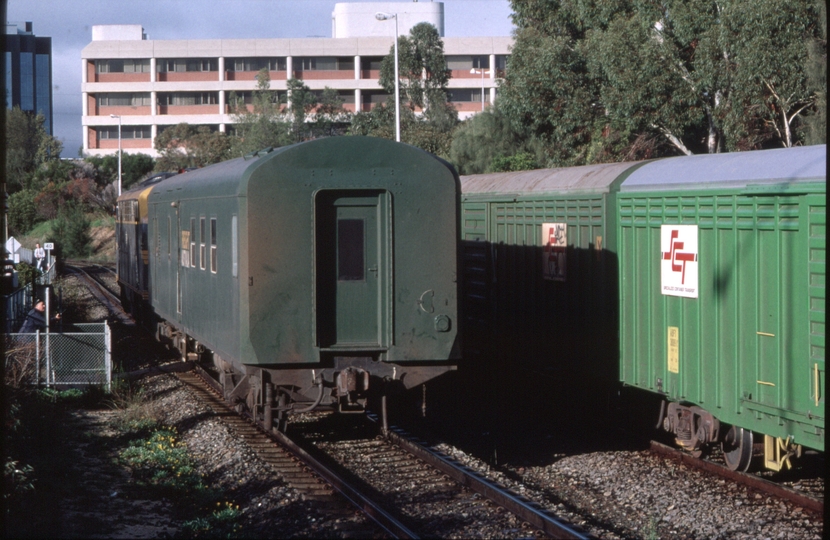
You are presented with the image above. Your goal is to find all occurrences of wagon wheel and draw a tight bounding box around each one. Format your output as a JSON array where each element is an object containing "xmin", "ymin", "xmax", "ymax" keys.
[{"xmin": 721, "ymin": 425, "xmax": 753, "ymax": 472}]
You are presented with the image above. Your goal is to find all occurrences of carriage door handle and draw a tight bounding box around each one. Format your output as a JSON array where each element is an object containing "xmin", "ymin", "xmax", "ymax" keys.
[{"xmin": 368, "ymin": 265, "xmax": 378, "ymax": 277}]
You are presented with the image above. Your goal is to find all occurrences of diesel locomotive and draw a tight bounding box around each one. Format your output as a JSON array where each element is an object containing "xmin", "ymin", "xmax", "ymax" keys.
[
  {"xmin": 460, "ymin": 144, "xmax": 825, "ymax": 471},
  {"xmin": 117, "ymin": 137, "xmax": 460, "ymax": 430}
]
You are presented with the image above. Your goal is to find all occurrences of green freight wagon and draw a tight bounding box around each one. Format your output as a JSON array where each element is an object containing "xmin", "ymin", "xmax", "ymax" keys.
[
  {"xmin": 618, "ymin": 145, "xmax": 825, "ymax": 471},
  {"xmin": 459, "ymin": 162, "xmax": 644, "ymax": 410}
]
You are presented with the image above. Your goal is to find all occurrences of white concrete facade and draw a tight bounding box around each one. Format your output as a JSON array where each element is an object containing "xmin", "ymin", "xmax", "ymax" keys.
[{"xmin": 81, "ymin": 6, "xmax": 512, "ymax": 157}]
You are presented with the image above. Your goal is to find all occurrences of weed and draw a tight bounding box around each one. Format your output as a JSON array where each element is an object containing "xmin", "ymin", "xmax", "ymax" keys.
[
  {"xmin": 181, "ymin": 501, "xmax": 243, "ymax": 538},
  {"xmin": 643, "ymin": 515, "xmax": 661, "ymax": 540}
]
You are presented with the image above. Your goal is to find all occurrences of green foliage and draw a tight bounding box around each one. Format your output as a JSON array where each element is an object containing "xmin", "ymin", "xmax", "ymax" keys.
[
  {"xmin": 804, "ymin": 0, "xmax": 827, "ymax": 144},
  {"xmin": 5, "ymin": 107, "xmax": 63, "ymax": 194},
  {"xmin": 155, "ymin": 123, "xmax": 234, "ymax": 171},
  {"xmin": 84, "ymin": 153, "xmax": 156, "ymax": 191},
  {"xmin": 119, "ymin": 428, "xmax": 203, "ymax": 491},
  {"xmin": 182, "ymin": 502, "xmax": 243, "ymax": 538},
  {"xmin": 48, "ymin": 204, "xmax": 92, "ymax": 259},
  {"xmin": 286, "ymin": 78, "xmax": 317, "ymax": 143},
  {"xmin": 230, "ymin": 69, "xmax": 292, "ymax": 155},
  {"xmin": 501, "ymin": 0, "xmax": 825, "ymax": 162},
  {"xmin": 380, "ymin": 22, "xmax": 452, "ymax": 113},
  {"xmin": 356, "ymin": 22, "xmax": 458, "ymax": 156},
  {"xmin": 7, "ymin": 190, "xmax": 38, "ymax": 236},
  {"xmin": 490, "ymin": 152, "xmax": 539, "ymax": 173},
  {"xmin": 14, "ymin": 262, "xmax": 38, "ymax": 290},
  {"xmin": 449, "ymin": 107, "xmax": 543, "ymax": 174}
]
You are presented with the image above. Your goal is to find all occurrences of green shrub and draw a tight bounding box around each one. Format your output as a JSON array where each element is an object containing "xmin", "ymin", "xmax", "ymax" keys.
[
  {"xmin": 48, "ymin": 205, "xmax": 92, "ymax": 259},
  {"xmin": 7, "ymin": 190, "xmax": 40, "ymax": 236}
]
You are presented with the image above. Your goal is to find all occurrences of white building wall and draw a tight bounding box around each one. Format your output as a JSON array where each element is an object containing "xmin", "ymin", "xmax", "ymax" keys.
[{"xmin": 82, "ymin": 21, "xmax": 511, "ymax": 158}]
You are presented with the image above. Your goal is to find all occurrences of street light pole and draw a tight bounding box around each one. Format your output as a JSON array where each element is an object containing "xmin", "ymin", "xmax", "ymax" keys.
[
  {"xmin": 110, "ymin": 114, "xmax": 122, "ymax": 196},
  {"xmin": 375, "ymin": 12, "xmax": 400, "ymax": 142},
  {"xmin": 470, "ymin": 68, "xmax": 491, "ymax": 111}
]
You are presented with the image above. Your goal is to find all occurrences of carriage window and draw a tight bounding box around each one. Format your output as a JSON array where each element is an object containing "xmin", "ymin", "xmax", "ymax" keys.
[
  {"xmin": 210, "ymin": 218, "xmax": 217, "ymax": 273},
  {"xmin": 190, "ymin": 218, "xmax": 196, "ymax": 267},
  {"xmin": 200, "ymin": 217, "xmax": 206, "ymax": 270},
  {"xmin": 338, "ymin": 219, "xmax": 364, "ymax": 281}
]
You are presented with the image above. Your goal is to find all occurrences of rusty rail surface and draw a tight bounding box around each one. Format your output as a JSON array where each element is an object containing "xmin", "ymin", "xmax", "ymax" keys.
[
  {"xmin": 181, "ymin": 366, "xmax": 418, "ymax": 539},
  {"xmin": 375, "ymin": 418, "xmax": 593, "ymax": 539},
  {"xmin": 649, "ymin": 440, "xmax": 823, "ymax": 517}
]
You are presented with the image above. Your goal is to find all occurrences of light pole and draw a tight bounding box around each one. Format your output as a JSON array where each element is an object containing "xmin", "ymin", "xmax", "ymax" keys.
[
  {"xmin": 109, "ymin": 114, "xmax": 122, "ymax": 196},
  {"xmin": 375, "ymin": 12, "xmax": 400, "ymax": 142},
  {"xmin": 470, "ymin": 68, "xmax": 492, "ymax": 111}
]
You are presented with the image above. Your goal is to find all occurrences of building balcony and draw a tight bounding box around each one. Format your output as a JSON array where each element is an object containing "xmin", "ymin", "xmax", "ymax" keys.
[
  {"xmin": 294, "ymin": 70, "xmax": 356, "ymax": 80},
  {"xmin": 157, "ymin": 72, "xmax": 219, "ymax": 82},
  {"xmin": 225, "ymin": 70, "xmax": 288, "ymax": 81},
  {"xmin": 157, "ymin": 104, "xmax": 219, "ymax": 115},
  {"xmin": 93, "ymin": 72, "xmax": 152, "ymax": 83}
]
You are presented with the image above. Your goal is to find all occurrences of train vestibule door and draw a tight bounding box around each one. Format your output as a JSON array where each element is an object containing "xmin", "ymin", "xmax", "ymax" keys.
[{"xmin": 316, "ymin": 191, "xmax": 387, "ymax": 347}]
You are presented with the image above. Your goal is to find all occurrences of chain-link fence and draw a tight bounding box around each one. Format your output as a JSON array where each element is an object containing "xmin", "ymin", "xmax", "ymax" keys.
[{"xmin": 4, "ymin": 323, "xmax": 112, "ymax": 390}]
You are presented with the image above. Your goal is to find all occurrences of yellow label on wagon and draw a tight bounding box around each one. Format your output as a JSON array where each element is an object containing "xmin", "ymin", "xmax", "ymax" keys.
[{"xmin": 668, "ymin": 326, "xmax": 679, "ymax": 374}]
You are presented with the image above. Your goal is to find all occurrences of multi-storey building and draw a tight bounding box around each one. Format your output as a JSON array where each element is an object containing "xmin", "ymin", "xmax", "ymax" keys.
[
  {"xmin": 5, "ymin": 21, "xmax": 53, "ymax": 134},
  {"xmin": 81, "ymin": 2, "xmax": 512, "ymax": 157}
]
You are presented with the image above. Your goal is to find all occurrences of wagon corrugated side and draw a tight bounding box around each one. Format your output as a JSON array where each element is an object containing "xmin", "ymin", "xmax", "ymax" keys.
[
  {"xmin": 459, "ymin": 162, "xmax": 645, "ymax": 404},
  {"xmin": 617, "ymin": 145, "xmax": 825, "ymax": 469}
]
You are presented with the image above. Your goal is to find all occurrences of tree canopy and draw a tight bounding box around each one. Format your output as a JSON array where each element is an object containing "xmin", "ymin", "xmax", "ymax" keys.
[{"xmin": 498, "ymin": 0, "xmax": 826, "ymax": 166}]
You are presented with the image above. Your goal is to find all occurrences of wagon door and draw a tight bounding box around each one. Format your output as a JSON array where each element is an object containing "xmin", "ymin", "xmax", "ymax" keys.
[{"xmin": 316, "ymin": 191, "xmax": 389, "ymax": 348}]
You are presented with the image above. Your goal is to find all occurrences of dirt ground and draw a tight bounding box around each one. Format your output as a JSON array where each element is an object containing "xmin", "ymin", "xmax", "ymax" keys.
[{"xmin": 5, "ymin": 402, "xmax": 181, "ymax": 539}]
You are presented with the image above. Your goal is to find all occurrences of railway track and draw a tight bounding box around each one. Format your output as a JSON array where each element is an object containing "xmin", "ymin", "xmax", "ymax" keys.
[
  {"xmin": 648, "ymin": 440, "xmax": 824, "ymax": 518},
  {"xmin": 63, "ymin": 263, "xmax": 130, "ymax": 323},
  {"xmin": 177, "ymin": 365, "xmax": 593, "ymax": 539}
]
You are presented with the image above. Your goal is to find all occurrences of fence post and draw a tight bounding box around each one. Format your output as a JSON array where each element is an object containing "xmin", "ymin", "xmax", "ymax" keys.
[
  {"xmin": 105, "ymin": 322, "xmax": 112, "ymax": 393},
  {"xmin": 35, "ymin": 334, "xmax": 40, "ymax": 388}
]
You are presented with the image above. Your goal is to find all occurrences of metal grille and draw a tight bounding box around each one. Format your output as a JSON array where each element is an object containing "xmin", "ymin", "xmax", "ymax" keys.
[{"xmin": 4, "ymin": 323, "xmax": 112, "ymax": 390}]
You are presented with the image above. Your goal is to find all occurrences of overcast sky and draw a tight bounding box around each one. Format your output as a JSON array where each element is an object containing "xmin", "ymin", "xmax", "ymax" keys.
[{"xmin": 6, "ymin": 0, "xmax": 515, "ymax": 157}]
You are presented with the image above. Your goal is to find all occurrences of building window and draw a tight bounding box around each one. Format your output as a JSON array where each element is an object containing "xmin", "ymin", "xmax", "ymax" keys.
[
  {"xmin": 360, "ymin": 57, "xmax": 384, "ymax": 71},
  {"xmin": 200, "ymin": 217, "xmax": 206, "ymax": 270},
  {"xmin": 445, "ymin": 55, "xmax": 490, "ymax": 70},
  {"xmin": 98, "ymin": 126, "xmax": 152, "ymax": 139},
  {"xmin": 227, "ymin": 57, "xmax": 286, "ymax": 71},
  {"xmin": 210, "ymin": 218, "xmax": 217, "ymax": 273},
  {"xmin": 158, "ymin": 58, "xmax": 218, "ymax": 72},
  {"xmin": 97, "ymin": 93, "xmax": 151, "ymax": 107},
  {"xmin": 447, "ymin": 89, "xmax": 484, "ymax": 103},
  {"xmin": 96, "ymin": 59, "xmax": 151, "ymax": 73},
  {"xmin": 295, "ymin": 57, "xmax": 354, "ymax": 71},
  {"xmin": 190, "ymin": 218, "xmax": 196, "ymax": 267},
  {"xmin": 159, "ymin": 92, "xmax": 218, "ymax": 106},
  {"xmin": 227, "ymin": 90, "xmax": 285, "ymax": 107}
]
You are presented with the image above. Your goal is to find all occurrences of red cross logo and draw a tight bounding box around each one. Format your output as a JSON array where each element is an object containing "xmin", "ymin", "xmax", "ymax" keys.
[{"xmin": 662, "ymin": 230, "xmax": 697, "ymax": 284}]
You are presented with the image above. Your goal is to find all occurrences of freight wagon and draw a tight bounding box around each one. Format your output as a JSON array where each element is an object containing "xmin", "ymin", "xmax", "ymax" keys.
[{"xmin": 460, "ymin": 145, "xmax": 825, "ymax": 471}]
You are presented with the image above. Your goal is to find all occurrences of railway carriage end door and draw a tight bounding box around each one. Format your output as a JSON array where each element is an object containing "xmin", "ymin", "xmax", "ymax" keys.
[{"xmin": 316, "ymin": 191, "xmax": 387, "ymax": 348}]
